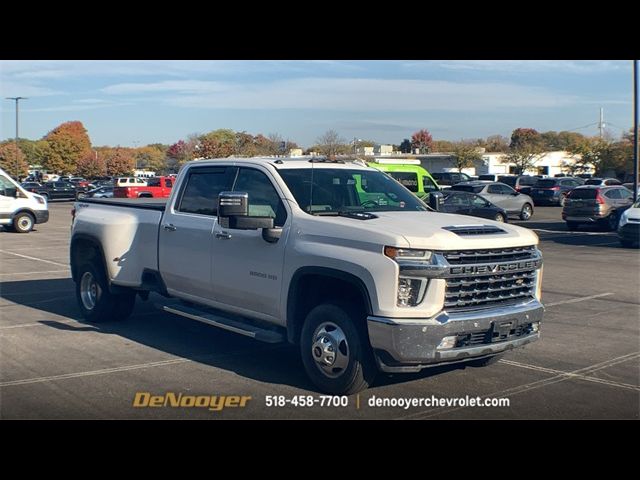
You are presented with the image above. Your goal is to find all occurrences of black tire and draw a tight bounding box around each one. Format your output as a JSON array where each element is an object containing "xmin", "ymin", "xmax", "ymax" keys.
[
  {"xmin": 300, "ymin": 303, "xmax": 377, "ymax": 395},
  {"xmin": 468, "ymin": 353, "xmax": 504, "ymax": 367},
  {"xmin": 75, "ymin": 262, "xmax": 136, "ymax": 323},
  {"xmin": 13, "ymin": 212, "xmax": 35, "ymax": 233},
  {"xmin": 604, "ymin": 212, "xmax": 618, "ymax": 231},
  {"xmin": 494, "ymin": 213, "xmax": 506, "ymax": 223},
  {"xmin": 566, "ymin": 221, "xmax": 579, "ymax": 231},
  {"xmin": 620, "ymin": 238, "xmax": 637, "ymax": 248},
  {"xmin": 519, "ymin": 203, "xmax": 533, "ymax": 221}
]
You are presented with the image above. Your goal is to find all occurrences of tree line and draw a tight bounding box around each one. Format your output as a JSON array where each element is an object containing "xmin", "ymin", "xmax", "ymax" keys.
[{"xmin": 0, "ymin": 121, "xmax": 635, "ymax": 179}]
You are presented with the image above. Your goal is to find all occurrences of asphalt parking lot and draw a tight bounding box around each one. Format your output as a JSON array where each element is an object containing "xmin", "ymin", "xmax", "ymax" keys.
[{"xmin": 1, "ymin": 202, "xmax": 638, "ymax": 419}]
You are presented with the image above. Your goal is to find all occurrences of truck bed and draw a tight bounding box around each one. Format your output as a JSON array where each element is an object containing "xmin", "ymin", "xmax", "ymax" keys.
[{"xmin": 79, "ymin": 197, "xmax": 166, "ymax": 211}]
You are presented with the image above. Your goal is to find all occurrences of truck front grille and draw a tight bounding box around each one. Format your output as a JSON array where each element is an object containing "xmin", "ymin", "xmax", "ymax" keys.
[
  {"xmin": 442, "ymin": 246, "xmax": 536, "ymax": 265},
  {"xmin": 440, "ymin": 246, "xmax": 539, "ymax": 311},
  {"xmin": 455, "ymin": 323, "xmax": 534, "ymax": 347}
]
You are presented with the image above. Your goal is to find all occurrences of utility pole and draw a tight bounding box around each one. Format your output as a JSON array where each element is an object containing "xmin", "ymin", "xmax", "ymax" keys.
[
  {"xmin": 598, "ymin": 107, "xmax": 606, "ymax": 139},
  {"xmin": 633, "ymin": 60, "xmax": 638, "ymax": 201},
  {"xmin": 5, "ymin": 96, "xmax": 28, "ymax": 180}
]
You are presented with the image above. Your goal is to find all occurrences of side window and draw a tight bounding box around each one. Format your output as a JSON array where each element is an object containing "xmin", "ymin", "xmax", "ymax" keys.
[
  {"xmin": 422, "ymin": 176, "xmax": 438, "ymax": 192},
  {"xmin": 388, "ymin": 172, "xmax": 419, "ymax": 192},
  {"xmin": 178, "ymin": 167, "xmax": 232, "ymax": 216},
  {"xmin": 165, "ymin": 179, "xmax": 173, "ymax": 188},
  {"xmin": 233, "ymin": 168, "xmax": 287, "ymax": 227},
  {"xmin": 445, "ymin": 193, "xmax": 470, "ymax": 207},
  {"xmin": 499, "ymin": 184, "xmax": 515, "ymax": 194},
  {"xmin": 471, "ymin": 195, "xmax": 490, "ymax": 207},
  {"xmin": 487, "ymin": 184, "xmax": 501, "ymax": 194},
  {"xmin": 604, "ymin": 189, "xmax": 620, "ymax": 199},
  {"xmin": 147, "ymin": 178, "xmax": 160, "ymax": 187}
]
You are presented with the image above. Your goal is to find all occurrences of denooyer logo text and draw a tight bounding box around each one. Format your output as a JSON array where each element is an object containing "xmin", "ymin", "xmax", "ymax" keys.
[{"xmin": 133, "ymin": 392, "xmax": 252, "ymax": 411}]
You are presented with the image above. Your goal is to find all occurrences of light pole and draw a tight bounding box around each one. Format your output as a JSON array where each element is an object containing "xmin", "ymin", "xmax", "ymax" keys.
[
  {"xmin": 353, "ymin": 137, "xmax": 361, "ymax": 155},
  {"xmin": 633, "ymin": 60, "xmax": 638, "ymax": 201},
  {"xmin": 5, "ymin": 96, "xmax": 28, "ymax": 180}
]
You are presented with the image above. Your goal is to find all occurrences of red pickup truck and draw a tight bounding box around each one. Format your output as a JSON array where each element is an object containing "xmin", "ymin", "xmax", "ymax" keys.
[{"xmin": 113, "ymin": 176, "xmax": 173, "ymax": 198}]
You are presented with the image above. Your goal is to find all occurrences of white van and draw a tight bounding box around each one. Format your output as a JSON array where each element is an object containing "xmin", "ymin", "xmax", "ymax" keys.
[
  {"xmin": 0, "ymin": 167, "xmax": 49, "ymax": 233},
  {"xmin": 115, "ymin": 177, "xmax": 147, "ymax": 187}
]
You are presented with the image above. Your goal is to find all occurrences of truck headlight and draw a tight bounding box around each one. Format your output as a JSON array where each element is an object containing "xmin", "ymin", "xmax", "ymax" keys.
[
  {"xmin": 397, "ymin": 277, "xmax": 428, "ymax": 307},
  {"xmin": 384, "ymin": 247, "xmax": 432, "ymax": 261}
]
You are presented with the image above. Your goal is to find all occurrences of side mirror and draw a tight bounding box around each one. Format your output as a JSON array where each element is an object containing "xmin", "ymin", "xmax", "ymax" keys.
[
  {"xmin": 428, "ymin": 190, "xmax": 444, "ymax": 211},
  {"xmin": 217, "ymin": 191, "xmax": 275, "ymax": 230}
]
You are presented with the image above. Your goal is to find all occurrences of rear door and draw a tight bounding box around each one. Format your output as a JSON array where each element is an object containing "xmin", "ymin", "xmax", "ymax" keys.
[{"xmin": 158, "ymin": 165, "xmax": 235, "ymax": 301}]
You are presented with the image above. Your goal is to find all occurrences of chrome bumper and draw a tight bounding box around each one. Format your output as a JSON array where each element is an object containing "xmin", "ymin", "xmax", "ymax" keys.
[{"xmin": 367, "ymin": 300, "xmax": 544, "ymax": 373}]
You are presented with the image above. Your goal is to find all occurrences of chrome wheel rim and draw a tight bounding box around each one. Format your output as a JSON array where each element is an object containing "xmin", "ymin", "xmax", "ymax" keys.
[
  {"xmin": 311, "ymin": 322, "xmax": 349, "ymax": 378},
  {"xmin": 80, "ymin": 271, "xmax": 100, "ymax": 311},
  {"xmin": 495, "ymin": 214, "xmax": 505, "ymax": 222},
  {"xmin": 522, "ymin": 205, "xmax": 532, "ymax": 219},
  {"xmin": 18, "ymin": 216, "xmax": 33, "ymax": 231}
]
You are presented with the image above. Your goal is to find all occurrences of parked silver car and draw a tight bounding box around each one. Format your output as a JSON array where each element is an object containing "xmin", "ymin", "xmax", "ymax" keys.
[
  {"xmin": 562, "ymin": 185, "xmax": 634, "ymax": 231},
  {"xmin": 450, "ymin": 181, "xmax": 534, "ymax": 220}
]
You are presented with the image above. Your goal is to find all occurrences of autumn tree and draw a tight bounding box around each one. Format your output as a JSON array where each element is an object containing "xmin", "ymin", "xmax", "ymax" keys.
[
  {"xmin": 316, "ymin": 130, "xmax": 347, "ymax": 157},
  {"xmin": 431, "ymin": 140, "xmax": 455, "ymax": 152},
  {"xmin": 104, "ymin": 147, "xmax": 135, "ymax": 176},
  {"xmin": 76, "ymin": 152, "xmax": 107, "ymax": 178},
  {"xmin": 0, "ymin": 142, "xmax": 29, "ymax": 178},
  {"xmin": 484, "ymin": 135, "xmax": 509, "ymax": 152},
  {"xmin": 411, "ymin": 129, "xmax": 433, "ymax": 154},
  {"xmin": 198, "ymin": 129, "xmax": 236, "ymax": 158},
  {"xmin": 501, "ymin": 128, "xmax": 546, "ymax": 175},
  {"xmin": 451, "ymin": 141, "xmax": 483, "ymax": 172},
  {"xmin": 134, "ymin": 146, "xmax": 166, "ymax": 172},
  {"xmin": 42, "ymin": 121, "xmax": 92, "ymax": 174}
]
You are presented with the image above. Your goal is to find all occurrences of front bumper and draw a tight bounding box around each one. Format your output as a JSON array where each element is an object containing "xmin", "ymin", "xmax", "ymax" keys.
[
  {"xmin": 618, "ymin": 223, "xmax": 639, "ymax": 243},
  {"xmin": 34, "ymin": 210, "xmax": 49, "ymax": 224},
  {"xmin": 368, "ymin": 299, "xmax": 544, "ymax": 372}
]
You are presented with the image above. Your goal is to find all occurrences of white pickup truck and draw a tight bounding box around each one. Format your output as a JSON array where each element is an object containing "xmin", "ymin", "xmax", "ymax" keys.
[{"xmin": 70, "ymin": 157, "xmax": 544, "ymax": 394}]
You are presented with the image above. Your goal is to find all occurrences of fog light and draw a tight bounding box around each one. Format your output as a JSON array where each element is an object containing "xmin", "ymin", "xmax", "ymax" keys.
[
  {"xmin": 531, "ymin": 322, "xmax": 540, "ymax": 333},
  {"xmin": 437, "ymin": 336, "xmax": 457, "ymax": 350}
]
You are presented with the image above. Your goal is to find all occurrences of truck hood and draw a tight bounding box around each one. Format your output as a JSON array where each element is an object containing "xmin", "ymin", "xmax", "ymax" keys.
[{"xmin": 343, "ymin": 211, "xmax": 538, "ymax": 250}]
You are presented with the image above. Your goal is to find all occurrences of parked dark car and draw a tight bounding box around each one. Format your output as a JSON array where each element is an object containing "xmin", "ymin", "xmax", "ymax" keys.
[
  {"xmin": 441, "ymin": 190, "xmax": 508, "ymax": 222},
  {"xmin": 497, "ymin": 175, "xmax": 538, "ymax": 193},
  {"xmin": 431, "ymin": 171, "xmax": 473, "ymax": 186},
  {"xmin": 35, "ymin": 181, "xmax": 77, "ymax": 201},
  {"xmin": 450, "ymin": 181, "xmax": 534, "ymax": 220},
  {"xmin": 529, "ymin": 177, "xmax": 584, "ymax": 206},
  {"xmin": 585, "ymin": 177, "xmax": 621, "ymax": 186},
  {"xmin": 478, "ymin": 174, "xmax": 498, "ymax": 181},
  {"xmin": 20, "ymin": 182, "xmax": 43, "ymax": 193},
  {"xmin": 562, "ymin": 185, "xmax": 634, "ymax": 231}
]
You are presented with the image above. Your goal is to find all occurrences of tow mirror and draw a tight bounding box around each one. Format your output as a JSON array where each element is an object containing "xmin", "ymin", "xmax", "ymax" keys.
[
  {"xmin": 428, "ymin": 190, "xmax": 444, "ymax": 211},
  {"xmin": 218, "ymin": 191, "xmax": 275, "ymax": 231}
]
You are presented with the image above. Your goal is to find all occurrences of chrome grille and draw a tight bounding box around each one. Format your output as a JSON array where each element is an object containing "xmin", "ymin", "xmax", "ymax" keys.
[
  {"xmin": 441, "ymin": 246, "xmax": 539, "ymax": 311},
  {"xmin": 442, "ymin": 246, "xmax": 536, "ymax": 265}
]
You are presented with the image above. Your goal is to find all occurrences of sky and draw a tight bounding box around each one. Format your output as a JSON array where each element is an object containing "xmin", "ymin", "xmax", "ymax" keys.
[{"xmin": 0, "ymin": 60, "xmax": 634, "ymax": 148}]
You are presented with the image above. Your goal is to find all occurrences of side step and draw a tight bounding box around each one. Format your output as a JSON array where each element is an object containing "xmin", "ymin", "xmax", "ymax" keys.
[{"xmin": 162, "ymin": 304, "xmax": 285, "ymax": 344}]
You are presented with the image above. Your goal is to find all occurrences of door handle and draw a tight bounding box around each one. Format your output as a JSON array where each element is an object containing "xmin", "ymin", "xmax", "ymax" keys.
[
  {"xmin": 215, "ymin": 232, "xmax": 232, "ymax": 239},
  {"xmin": 163, "ymin": 224, "xmax": 177, "ymax": 231}
]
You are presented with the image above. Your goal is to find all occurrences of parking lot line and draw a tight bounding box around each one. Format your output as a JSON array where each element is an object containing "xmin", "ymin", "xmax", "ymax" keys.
[
  {"xmin": 0, "ymin": 249, "xmax": 68, "ymax": 268},
  {"xmin": 397, "ymin": 351, "xmax": 640, "ymax": 420},
  {"xmin": 0, "ymin": 270, "xmax": 69, "ymax": 276},
  {"xmin": 533, "ymin": 228, "xmax": 615, "ymax": 236},
  {"xmin": 544, "ymin": 292, "xmax": 614, "ymax": 307},
  {"xmin": 0, "ymin": 345, "xmax": 283, "ymax": 388},
  {"xmin": 499, "ymin": 359, "xmax": 640, "ymax": 392}
]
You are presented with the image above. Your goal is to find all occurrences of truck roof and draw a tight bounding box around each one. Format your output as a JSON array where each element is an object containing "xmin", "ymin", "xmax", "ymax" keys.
[{"xmin": 186, "ymin": 157, "xmax": 372, "ymax": 171}]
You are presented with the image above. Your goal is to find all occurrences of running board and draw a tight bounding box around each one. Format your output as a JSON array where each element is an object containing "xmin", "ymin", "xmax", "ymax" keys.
[{"xmin": 162, "ymin": 304, "xmax": 285, "ymax": 343}]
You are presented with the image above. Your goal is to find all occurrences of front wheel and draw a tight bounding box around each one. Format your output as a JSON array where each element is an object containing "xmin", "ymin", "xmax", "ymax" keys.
[
  {"xmin": 12, "ymin": 212, "xmax": 34, "ymax": 233},
  {"xmin": 494, "ymin": 212, "xmax": 506, "ymax": 223},
  {"xmin": 300, "ymin": 303, "xmax": 377, "ymax": 395},
  {"xmin": 519, "ymin": 203, "xmax": 533, "ymax": 221},
  {"xmin": 76, "ymin": 262, "xmax": 136, "ymax": 322}
]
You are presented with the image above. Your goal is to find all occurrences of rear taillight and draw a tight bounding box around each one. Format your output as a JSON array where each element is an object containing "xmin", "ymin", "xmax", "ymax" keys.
[
  {"xmin": 595, "ymin": 190, "xmax": 606, "ymax": 204},
  {"xmin": 551, "ymin": 186, "xmax": 560, "ymax": 191}
]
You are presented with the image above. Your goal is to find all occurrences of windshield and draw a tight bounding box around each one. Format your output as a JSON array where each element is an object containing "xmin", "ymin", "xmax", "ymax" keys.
[
  {"xmin": 277, "ymin": 168, "xmax": 428, "ymax": 214},
  {"xmin": 451, "ymin": 184, "xmax": 484, "ymax": 193}
]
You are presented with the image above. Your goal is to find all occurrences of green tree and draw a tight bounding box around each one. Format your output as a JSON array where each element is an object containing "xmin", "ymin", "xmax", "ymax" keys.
[
  {"xmin": 502, "ymin": 128, "xmax": 546, "ymax": 174},
  {"xmin": 451, "ymin": 141, "xmax": 483, "ymax": 172},
  {"xmin": 42, "ymin": 121, "xmax": 92, "ymax": 174},
  {"xmin": 0, "ymin": 142, "xmax": 29, "ymax": 178},
  {"xmin": 199, "ymin": 129, "xmax": 236, "ymax": 158},
  {"xmin": 565, "ymin": 137, "xmax": 616, "ymax": 175},
  {"xmin": 431, "ymin": 140, "xmax": 455, "ymax": 152},
  {"xmin": 134, "ymin": 146, "xmax": 166, "ymax": 172}
]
